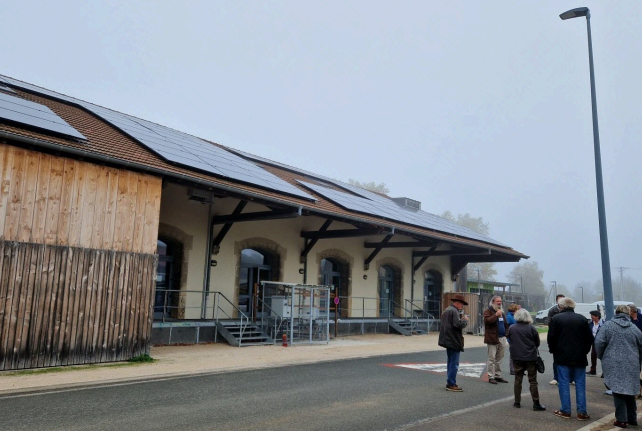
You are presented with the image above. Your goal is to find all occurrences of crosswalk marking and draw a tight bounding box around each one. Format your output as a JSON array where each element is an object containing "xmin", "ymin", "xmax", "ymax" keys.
[{"xmin": 385, "ymin": 362, "xmax": 486, "ymax": 378}]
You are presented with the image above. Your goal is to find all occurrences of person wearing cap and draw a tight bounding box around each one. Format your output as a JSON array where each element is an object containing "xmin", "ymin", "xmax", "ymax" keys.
[
  {"xmin": 595, "ymin": 304, "xmax": 642, "ymax": 428},
  {"xmin": 438, "ymin": 294, "xmax": 469, "ymax": 392},
  {"xmin": 587, "ymin": 310, "xmax": 604, "ymax": 376}
]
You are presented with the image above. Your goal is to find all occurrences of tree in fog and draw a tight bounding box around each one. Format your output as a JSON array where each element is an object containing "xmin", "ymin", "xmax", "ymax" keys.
[
  {"xmin": 441, "ymin": 211, "xmax": 497, "ymax": 280},
  {"xmin": 594, "ymin": 275, "xmax": 642, "ymax": 304},
  {"xmin": 347, "ymin": 179, "xmax": 390, "ymax": 195},
  {"xmin": 507, "ymin": 261, "xmax": 546, "ymax": 295}
]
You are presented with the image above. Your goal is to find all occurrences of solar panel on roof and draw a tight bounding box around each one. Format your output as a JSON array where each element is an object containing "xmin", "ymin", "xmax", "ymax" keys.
[
  {"xmin": 297, "ymin": 180, "xmax": 505, "ymax": 246},
  {"xmin": 0, "ymin": 75, "xmax": 315, "ymax": 202},
  {"xmin": 0, "ymin": 92, "xmax": 86, "ymax": 140}
]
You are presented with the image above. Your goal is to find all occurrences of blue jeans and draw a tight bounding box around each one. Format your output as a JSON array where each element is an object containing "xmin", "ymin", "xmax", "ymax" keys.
[
  {"xmin": 556, "ymin": 365, "xmax": 587, "ymax": 414},
  {"xmin": 446, "ymin": 348, "xmax": 460, "ymax": 386}
]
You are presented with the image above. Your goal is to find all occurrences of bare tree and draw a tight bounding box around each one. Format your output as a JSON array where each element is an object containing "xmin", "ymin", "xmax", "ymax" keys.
[
  {"xmin": 348, "ymin": 179, "xmax": 390, "ymax": 195},
  {"xmin": 441, "ymin": 211, "xmax": 496, "ymax": 280},
  {"xmin": 506, "ymin": 261, "xmax": 546, "ymax": 295}
]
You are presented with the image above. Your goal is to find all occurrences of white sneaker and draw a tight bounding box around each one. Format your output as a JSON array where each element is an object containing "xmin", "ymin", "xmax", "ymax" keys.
[{"xmin": 549, "ymin": 379, "xmax": 557, "ymax": 385}]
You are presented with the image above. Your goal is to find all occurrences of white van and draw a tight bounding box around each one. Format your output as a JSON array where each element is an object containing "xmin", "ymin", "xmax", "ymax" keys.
[
  {"xmin": 594, "ymin": 301, "xmax": 633, "ymax": 318},
  {"xmin": 535, "ymin": 301, "xmax": 601, "ymax": 324}
]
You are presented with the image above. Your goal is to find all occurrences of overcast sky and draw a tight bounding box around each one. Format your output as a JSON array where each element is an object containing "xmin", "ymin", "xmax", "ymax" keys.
[{"xmin": 2, "ymin": 1, "xmax": 641, "ymax": 295}]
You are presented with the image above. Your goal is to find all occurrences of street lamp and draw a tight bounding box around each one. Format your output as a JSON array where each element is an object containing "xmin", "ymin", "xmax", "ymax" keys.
[
  {"xmin": 577, "ymin": 286, "xmax": 584, "ymax": 302},
  {"xmin": 560, "ymin": 7, "xmax": 614, "ymax": 319}
]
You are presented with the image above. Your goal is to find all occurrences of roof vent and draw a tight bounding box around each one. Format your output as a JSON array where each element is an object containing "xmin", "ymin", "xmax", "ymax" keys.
[{"xmin": 391, "ymin": 197, "xmax": 421, "ymax": 211}]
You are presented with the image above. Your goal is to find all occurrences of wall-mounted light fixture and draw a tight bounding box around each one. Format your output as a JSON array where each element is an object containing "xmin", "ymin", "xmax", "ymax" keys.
[
  {"xmin": 363, "ymin": 274, "xmax": 368, "ymax": 280},
  {"xmin": 210, "ymin": 260, "xmax": 217, "ymax": 267},
  {"xmin": 298, "ymin": 268, "xmax": 305, "ymax": 275}
]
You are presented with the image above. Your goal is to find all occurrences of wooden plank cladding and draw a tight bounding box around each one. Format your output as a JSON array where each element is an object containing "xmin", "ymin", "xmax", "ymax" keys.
[
  {"xmin": 0, "ymin": 240, "xmax": 157, "ymax": 370},
  {"xmin": 0, "ymin": 144, "xmax": 161, "ymax": 254}
]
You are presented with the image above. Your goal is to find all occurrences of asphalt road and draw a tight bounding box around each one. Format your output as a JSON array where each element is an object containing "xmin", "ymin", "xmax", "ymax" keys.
[{"xmin": 0, "ymin": 346, "xmax": 618, "ymax": 431}]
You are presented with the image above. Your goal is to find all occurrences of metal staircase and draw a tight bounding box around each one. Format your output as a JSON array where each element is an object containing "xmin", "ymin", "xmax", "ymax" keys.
[
  {"xmin": 216, "ymin": 321, "xmax": 275, "ymax": 347},
  {"xmin": 388, "ymin": 300, "xmax": 426, "ymax": 336}
]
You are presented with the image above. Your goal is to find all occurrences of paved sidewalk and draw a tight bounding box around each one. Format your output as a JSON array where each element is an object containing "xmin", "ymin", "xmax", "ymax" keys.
[{"xmin": 0, "ymin": 333, "xmax": 485, "ymax": 394}]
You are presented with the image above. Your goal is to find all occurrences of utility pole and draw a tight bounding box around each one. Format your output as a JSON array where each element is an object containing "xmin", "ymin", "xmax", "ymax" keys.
[{"xmin": 614, "ymin": 267, "xmax": 628, "ymax": 300}]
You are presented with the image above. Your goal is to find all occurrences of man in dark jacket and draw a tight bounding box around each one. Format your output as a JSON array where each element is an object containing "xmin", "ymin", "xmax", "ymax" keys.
[
  {"xmin": 438, "ymin": 294, "xmax": 469, "ymax": 392},
  {"xmin": 547, "ymin": 298, "xmax": 593, "ymax": 421},
  {"xmin": 483, "ymin": 295, "xmax": 509, "ymax": 384}
]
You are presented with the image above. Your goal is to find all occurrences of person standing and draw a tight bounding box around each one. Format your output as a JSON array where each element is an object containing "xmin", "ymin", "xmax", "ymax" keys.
[
  {"xmin": 506, "ymin": 303, "xmax": 520, "ymax": 375},
  {"xmin": 438, "ymin": 294, "xmax": 469, "ymax": 392},
  {"xmin": 507, "ymin": 308, "xmax": 546, "ymax": 411},
  {"xmin": 628, "ymin": 305, "xmax": 642, "ymax": 333},
  {"xmin": 548, "ymin": 293, "xmax": 565, "ymax": 385},
  {"xmin": 483, "ymin": 296, "xmax": 509, "ymax": 384},
  {"xmin": 547, "ymin": 298, "xmax": 593, "ymax": 421},
  {"xmin": 595, "ymin": 304, "xmax": 642, "ymax": 428},
  {"xmin": 587, "ymin": 310, "xmax": 603, "ymax": 376}
]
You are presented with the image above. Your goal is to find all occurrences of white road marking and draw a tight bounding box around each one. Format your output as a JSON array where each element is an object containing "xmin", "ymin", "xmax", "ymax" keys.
[{"xmin": 389, "ymin": 363, "xmax": 486, "ymax": 378}]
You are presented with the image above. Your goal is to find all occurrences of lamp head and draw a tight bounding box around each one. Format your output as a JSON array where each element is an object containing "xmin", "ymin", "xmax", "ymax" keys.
[{"xmin": 560, "ymin": 7, "xmax": 590, "ymax": 20}]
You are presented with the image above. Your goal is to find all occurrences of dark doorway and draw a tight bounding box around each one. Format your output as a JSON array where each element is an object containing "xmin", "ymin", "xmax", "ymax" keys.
[
  {"xmin": 379, "ymin": 265, "xmax": 402, "ymax": 317},
  {"xmin": 320, "ymin": 258, "xmax": 349, "ymax": 318},
  {"xmin": 239, "ymin": 248, "xmax": 279, "ymax": 318},
  {"xmin": 154, "ymin": 238, "xmax": 182, "ymax": 320},
  {"xmin": 423, "ymin": 270, "xmax": 443, "ymax": 318}
]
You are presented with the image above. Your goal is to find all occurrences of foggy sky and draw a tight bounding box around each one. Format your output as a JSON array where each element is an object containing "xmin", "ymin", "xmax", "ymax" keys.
[{"xmin": 2, "ymin": 1, "xmax": 641, "ymax": 294}]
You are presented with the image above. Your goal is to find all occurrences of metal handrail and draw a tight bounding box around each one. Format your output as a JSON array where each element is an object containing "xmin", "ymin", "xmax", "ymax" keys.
[
  {"xmin": 213, "ymin": 291, "xmax": 250, "ymax": 345},
  {"xmin": 256, "ymin": 296, "xmax": 284, "ymax": 341},
  {"xmin": 389, "ymin": 299, "xmax": 420, "ymax": 332}
]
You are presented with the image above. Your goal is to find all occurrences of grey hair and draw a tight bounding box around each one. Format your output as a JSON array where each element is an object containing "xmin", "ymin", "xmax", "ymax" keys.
[
  {"xmin": 557, "ymin": 297, "xmax": 575, "ymax": 310},
  {"xmin": 514, "ymin": 308, "xmax": 532, "ymax": 324},
  {"xmin": 616, "ymin": 304, "xmax": 631, "ymax": 315},
  {"xmin": 489, "ymin": 295, "xmax": 502, "ymax": 307}
]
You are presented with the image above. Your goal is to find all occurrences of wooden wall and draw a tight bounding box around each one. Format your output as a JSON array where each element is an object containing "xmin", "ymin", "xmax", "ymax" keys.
[
  {"xmin": 0, "ymin": 143, "xmax": 163, "ymax": 369},
  {"xmin": 0, "ymin": 144, "xmax": 161, "ymax": 254},
  {"xmin": 0, "ymin": 241, "xmax": 157, "ymax": 370}
]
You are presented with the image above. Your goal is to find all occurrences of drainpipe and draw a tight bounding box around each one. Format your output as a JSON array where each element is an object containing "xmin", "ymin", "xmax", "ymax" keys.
[{"xmin": 201, "ymin": 201, "xmax": 214, "ymax": 319}]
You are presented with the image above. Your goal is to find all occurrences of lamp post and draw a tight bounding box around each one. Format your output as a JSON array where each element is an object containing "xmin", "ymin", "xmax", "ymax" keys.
[
  {"xmin": 577, "ymin": 286, "xmax": 584, "ymax": 302},
  {"xmin": 519, "ymin": 276, "xmax": 523, "ymax": 294},
  {"xmin": 560, "ymin": 7, "xmax": 614, "ymax": 320},
  {"xmin": 551, "ymin": 281, "xmax": 557, "ymax": 299}
]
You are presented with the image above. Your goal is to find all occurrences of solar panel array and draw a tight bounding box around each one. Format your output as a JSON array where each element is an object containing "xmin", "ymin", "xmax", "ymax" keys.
[
  {"xmin": 297, "ymin": 180, "xmax": 505, "ymax": 246},
  {"xmin": 225, "ymin": 148, "xmax": 505, "ymax": 246},
  {"xmin": 0, "ymin": 75, "xmax": 315, "ymax": 201},
  {"xmin": 0, "ymin": 91, "xmax": 86, "ymax": 140}
]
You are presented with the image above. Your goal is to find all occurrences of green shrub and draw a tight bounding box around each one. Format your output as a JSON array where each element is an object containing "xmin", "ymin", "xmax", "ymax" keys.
[{"xmin": 128, "ymin": 354, "xmax": 154, "ymax": 363}]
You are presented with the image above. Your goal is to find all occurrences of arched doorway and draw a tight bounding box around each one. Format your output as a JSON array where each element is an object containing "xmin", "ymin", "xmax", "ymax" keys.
[
  {"xmin": 239, "ymin": 248, "xmax": 279, "ymax": 317},
  {"xmin": 424, "ymin": 270, "xmax": 443, "ymax": 318},
  {"xmin": 320, "ymin": 258, "xmax": 349, "ymax": 318},
  {"xmin": 378, "ymin": 265, "xmax": 401, "ymax": 317},
  {"xmin": 154, "ymin": 237, "xmax": 183, "ymax": 320}
]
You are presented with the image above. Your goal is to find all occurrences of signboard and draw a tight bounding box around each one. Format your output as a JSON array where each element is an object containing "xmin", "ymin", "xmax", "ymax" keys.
[{"xmin": 334, "ymin": 296, "xmax": 340, "ymax": 305}]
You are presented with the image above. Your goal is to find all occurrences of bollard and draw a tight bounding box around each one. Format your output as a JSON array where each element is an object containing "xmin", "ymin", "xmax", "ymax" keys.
[{"xmin": 282, "ymin": 333, "xmax": 288, "ymax": 347}]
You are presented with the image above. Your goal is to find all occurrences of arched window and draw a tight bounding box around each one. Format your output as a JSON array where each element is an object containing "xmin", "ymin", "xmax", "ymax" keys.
[{"xmin": 154, "ymin": 237, "xmax": 182, "ymax": 320}]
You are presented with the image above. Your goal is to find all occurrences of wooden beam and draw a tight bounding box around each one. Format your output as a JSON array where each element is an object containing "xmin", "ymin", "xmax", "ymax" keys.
[
  {"xmin": 412, "ymin": 249, "xmax": 490, "ymax": 258},
  {"xmin": 211, "ymin": 208, "xmax": 299, "ymax": 225},
  {"xmin": 364, "ymin": 234, "xmax": 394, "ymax": 269},
  {"xmin": 301, "ymin": 228, "xmax": 385, "ymax": 240},
  {"xmin": 413, "ymin": 246, "xmax": 437, "ymax": 272},
  {"xmin": 300, "ymin": 220, "xmax": 332, "ymax": 260},
  {"xmin": 211, "ymin": 201, "xmax": 247, "ymax": 250},
  {"xmin": 363, "ymin": 241, "xmax": 436, "ymax": 249}
]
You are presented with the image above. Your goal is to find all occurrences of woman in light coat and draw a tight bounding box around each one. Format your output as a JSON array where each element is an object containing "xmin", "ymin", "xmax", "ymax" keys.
[{"xmin": 595, "ymin": 304, "xmax": 642, "ymax": 428}]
